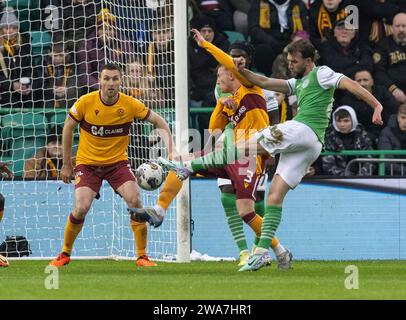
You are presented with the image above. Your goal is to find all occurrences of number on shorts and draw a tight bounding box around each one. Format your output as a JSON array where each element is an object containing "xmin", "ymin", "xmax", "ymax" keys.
[{"xmin": 244, "ymin": 170, "xmax": 254, "ymax": 184}]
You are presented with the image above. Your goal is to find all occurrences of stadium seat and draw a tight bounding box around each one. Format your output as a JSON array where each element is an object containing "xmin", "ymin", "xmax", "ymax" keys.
[
  {"xmin": 1, "ymin": 113, "xmax": 47, "ymax": 133},
  {"xmin": 49, "ymin": 112, "xmax": 68, "ymax": 128},
  {"xmin": 1, "ymin": 113, "xmax": 47, "ymax": 153},
  {"xmin": 224, "ymin": 30, "xmax": 245, "ymax": 44}
]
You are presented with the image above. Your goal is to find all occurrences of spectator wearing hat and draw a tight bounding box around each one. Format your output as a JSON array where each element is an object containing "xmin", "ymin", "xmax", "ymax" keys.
[
  {"xmin": 77, "ymin": 8, "xmax": 134, "ymax": 92},
  {"xmin": 248, "ymin": 0, "xmax": 309, "ymax": 76},
  {"xmin": 308, "ymin": 0, "xmax": 349, "ymax": 50},
  {"xmin": 373, "ymin": 12, "xmax": 406, "ymax": 105},
  {"xmin": 318, "ymin": 19, "xmax": 374, "ymax": 80},
  {"xmin": 189, "ymin": 15, "xmax": 230, "ymax": 108},
  {"xmin": 0, "ymin": 7, "xmax": 35, "ymax": 107}
]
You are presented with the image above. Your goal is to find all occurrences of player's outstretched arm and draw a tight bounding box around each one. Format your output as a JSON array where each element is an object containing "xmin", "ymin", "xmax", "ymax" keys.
[
  {"xmin": 147, "ymin": 111, "xmax": 178, "ymax": 160},
  {"xmin": 61, "ymin": 116, "xmax": 77, "ymax": 184},
  {"xmin": 233, "ymin": 57, "xmax": 290, "ymax": 94},
  {"xmin": 338, "ymin": 76, "xmax": 383, "ymax": 125},
  {"xmin": 191, "ymin": 28, "xmax": 253, "ymax": 87}
]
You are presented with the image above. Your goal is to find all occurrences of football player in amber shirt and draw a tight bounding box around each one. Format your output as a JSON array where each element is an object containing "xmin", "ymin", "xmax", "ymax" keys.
[{"xmin": 49, "ymin": 63, "xmax": 176, "ymax": 268}]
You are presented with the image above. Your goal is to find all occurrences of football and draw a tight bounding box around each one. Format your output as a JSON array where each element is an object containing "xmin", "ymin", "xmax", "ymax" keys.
[
  {"xmin": 0, "ymin": 254, "xmax": 9, "ymax": 267},
  {"xmin": 136, "ymin": 161, "xmax": 165, "ymax": 191}
]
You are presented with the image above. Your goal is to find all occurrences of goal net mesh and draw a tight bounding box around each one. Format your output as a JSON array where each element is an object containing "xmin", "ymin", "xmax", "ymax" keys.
[{"xmin": 0, "ymin": 0, "xmax": 179, "ymax": 260}]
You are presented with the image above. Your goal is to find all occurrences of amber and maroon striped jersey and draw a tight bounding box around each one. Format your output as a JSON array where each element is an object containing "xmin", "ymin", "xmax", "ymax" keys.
[{"xmin": 69, "ymin": 91, "xmax": 150, "ymax": 165}]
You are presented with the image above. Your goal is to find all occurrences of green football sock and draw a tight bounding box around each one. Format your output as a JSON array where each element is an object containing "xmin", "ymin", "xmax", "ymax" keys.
[
  {"xmin": 253, "ymin": 200, "xmax": 265, "ymax": 246},
  {"xmin": 220, "ymin": 192, "xmax": 248, "ymax": 252},
  {"xmin": 191, "ymin": 123, "xmax": 239, "ymax": 171},
  {"xmin": 257, "ymin": 205, "xmax": 282, "ymax": 250}
]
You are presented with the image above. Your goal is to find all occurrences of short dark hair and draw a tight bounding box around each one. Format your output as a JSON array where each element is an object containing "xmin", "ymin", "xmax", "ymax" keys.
[
  {"xmin": 334, "ymin": 109, "xmax": 351, "ymax": 120},
  {"xmin": 287, "ymin": 39, "xmax": 316, "ymax": 61},
  {"xmin": 100, "ymin": 63, "xmax": 122, "ymax": 76}
]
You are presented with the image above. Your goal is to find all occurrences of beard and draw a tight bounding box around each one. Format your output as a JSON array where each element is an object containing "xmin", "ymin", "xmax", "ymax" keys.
[{"xmin": 293, "ymin": 67, "xmax": 306, "ymax": 79}]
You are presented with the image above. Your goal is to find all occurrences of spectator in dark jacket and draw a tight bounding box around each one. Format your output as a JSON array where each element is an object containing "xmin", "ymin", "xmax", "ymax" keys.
[
  {"xmin": 373, "ymin": 12, "xmax": 406, "ymax": 105},
  {"xmin": 189, "ymin": 16, "xmax": 230, "ymax": 108},
  {"xmin": 308, "ymin": 0, "xmax": 348, "ymax": 50},
  {"xmin": 35, "ymin": 42, "xmax": 80, "ymax": 109},
  {"xmin": 354, "ymin": 0, "xmax": 403, "ymax": 49},
  {"xmin": 196, "ymin": 0, "xmax": 234, "ymax": 31},
  {"xmin": 41, "ymin": 0, "xmax": 101, "ymax": 45},
  {"xmin": 340, "ymin": 69, "xmax": 399, "ymax": 146},
  {"xmin": 145, "ymin": 18, "xmax": 174, "ymax": 108},
  {"xmin": 378, "ymin": 103, "xmax": 406, "ymax": 176},
  {"xmin": 319, "ymin": 19, "xmax": 373, "ymax": 79},
  {"xmin": 0, "ymin": 7, "xmax": 36, "ymax": 108},
  {"xmin": 77, "ymin": 8, "xmax": 134, "ymax": 92},
  {"xmin": 248, "ymin": 0, "xmax": 309, "ymax": 76},
  {"xmin": 322, "ymin": 105, "xmax": 376, "ymax": 176}
]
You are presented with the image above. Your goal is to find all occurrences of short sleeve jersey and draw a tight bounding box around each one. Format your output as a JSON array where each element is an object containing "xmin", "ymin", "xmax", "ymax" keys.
[
  {"xmin": 69, "ymin": 91, "xmax": 150, "ymax": 165},
  {"xmin": 287, "ymin": 66, "xmax": 344, "ymax": 143}
]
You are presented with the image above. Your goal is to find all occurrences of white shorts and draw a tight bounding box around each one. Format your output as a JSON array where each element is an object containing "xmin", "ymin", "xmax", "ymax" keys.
[
  {"xmin": 217, "ymin": 173, "xmax": 268, "ymax": 191},
  {"xmin": 255, "ymin": 120, "xmax": 322, "ymax": 189}
]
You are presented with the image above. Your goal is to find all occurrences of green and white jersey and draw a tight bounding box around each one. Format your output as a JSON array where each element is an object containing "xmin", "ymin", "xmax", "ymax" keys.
[{"xmin": 287, "ymin": 66, "xmax": 344, "ymax": 143}]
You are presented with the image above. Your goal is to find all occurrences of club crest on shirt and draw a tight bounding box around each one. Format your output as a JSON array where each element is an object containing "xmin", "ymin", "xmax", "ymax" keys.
[
  {"xmin": 70, "ymin": 104, "xmax": 78, "ymax": 115},
  {"xmin": 117, "ymin": 108, "xmax": 125, "ymax": 117}
]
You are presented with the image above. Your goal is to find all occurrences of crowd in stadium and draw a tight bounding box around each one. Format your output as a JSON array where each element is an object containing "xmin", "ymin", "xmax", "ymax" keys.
[{"xmin": 0, "ymin": 0, "xmax": 406, "ymax": 177}]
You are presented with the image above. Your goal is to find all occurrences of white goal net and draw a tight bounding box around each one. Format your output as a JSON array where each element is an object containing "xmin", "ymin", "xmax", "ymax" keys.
[{"xmin": 0, "ymin": 0, "xmax": 189, "ymax": 261}]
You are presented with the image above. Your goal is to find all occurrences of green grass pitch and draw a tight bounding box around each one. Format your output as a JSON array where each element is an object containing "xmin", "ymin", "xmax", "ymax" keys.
[{"xmin": 1, "ymin": 260, "xmax": 405, "ymax": 299}]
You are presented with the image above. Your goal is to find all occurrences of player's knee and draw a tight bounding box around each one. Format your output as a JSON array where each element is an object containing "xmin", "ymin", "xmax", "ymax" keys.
[
  {"xmin": 267, "ymin": 192, "xmax": 283, "ymax": 206},
  {"xmin": 74, "ymin": 205, "xmax": 91, "ymax": 219},
  {"xmin": 0, "ymin": 193, "xmax": 4, "ymax": 211}
]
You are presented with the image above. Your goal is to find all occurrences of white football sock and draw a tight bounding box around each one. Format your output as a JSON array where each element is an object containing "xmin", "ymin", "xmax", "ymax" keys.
[
  {"xmin": 153, "ymin": 205, "xmax": 165, "ymax": 217},
  {"xmin": 272, "ymin": 243, "xmax": 286, "ymax": 256}
]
